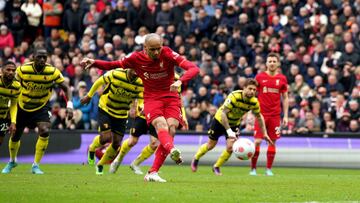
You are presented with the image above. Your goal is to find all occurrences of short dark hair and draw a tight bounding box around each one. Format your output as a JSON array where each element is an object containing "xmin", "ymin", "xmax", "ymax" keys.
[
  {"xmin": 267, "ymin": 52, "xmax": 280, "ymax": 61},
  {"xmin": 2, "ymin": 60, "xmax": 16, "ymax": 68},
  {"xmin": 244, "ymin": 78, "xmax": 258, "ymax": 87}
]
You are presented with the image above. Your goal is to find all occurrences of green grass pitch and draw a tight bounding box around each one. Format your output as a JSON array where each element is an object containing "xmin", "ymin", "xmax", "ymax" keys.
[{"xmin": 0, "ymin": 164, "xmax": 359, "ymax": 202}]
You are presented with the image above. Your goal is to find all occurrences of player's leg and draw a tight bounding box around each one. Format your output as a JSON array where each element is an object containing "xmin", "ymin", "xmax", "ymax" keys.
[
  {"xmin": 109, "ymin": 135, "xmax": 139, "ymax": 174},
  {"xmin": 116, "ymin": 117, "xmax": 146, "ymax": 165},
  {"xmin": 130, "ymin": 134, "xmax": 158, "ymax": 175},
  {"xmin": 110, "ymin": 117, "xmax": 147, "ymax": 174},
  {"xmin": 31, "ymin": 121, "xmax": 51, "ymax": 174},
  {"xmin": 96, "ymin": 132, "xmax": 123, "ymax": 175},
  {"xmin": 265, "ymin": 140, "xmax": 277, "ymax": 176},
  {"xmin": 2, "ymin": 110, "xmax": 26, "ymax": 174},
  {"xmin": 213, "ymin": 132, "xmax": 236, "ymax": 176},
  {"xmin": 250, "ymin": 138, "xmax": 262, "ymax": 176},
  {"xmin": 130, "ymin": 124, "xmax": 158, "ymax": 175},
  {"xmin": 167, "ymin": 117, "xmax": 182, "ymax": 164},
  {"xmin": 96, "ymin": 117, "xmax": 126, "ymax": 175},
  {"xmin": 144, "ymin": 98, "xmax": 174, "ymax": 182},
  {"xmin": 144, "ymin": 142, "xmax": 168, "ymax": 183},
  {"xmin": 250, "ymin": 118, "xmax": 267, "ymax": 176},
  {"xmin": 192, "ymin": 119, "xmax": 220, "ymax": 172},
  {"xmin": 89, "ymin": 109, "xmax": 112, "ymax": 165},
  {"xmin": 265, "ymin": 117, "xmax": 281, "ymax": 176}
]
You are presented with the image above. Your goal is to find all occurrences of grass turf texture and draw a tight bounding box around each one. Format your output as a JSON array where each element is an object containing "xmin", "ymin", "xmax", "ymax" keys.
[{"xmin": 0, "ymin": 164, "xmax": 359, "ymax": 202}]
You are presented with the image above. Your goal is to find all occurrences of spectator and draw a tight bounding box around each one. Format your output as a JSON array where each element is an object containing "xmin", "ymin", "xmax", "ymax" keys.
[
  {"xmin": 139, "ymin": 0, "xmax": 158, "ymax": 32},
  {"xmin": 290, "ymin": 74, "xmax": 310, "ymax": 95},
  {"xmin": 21, "ymin": 0, "xmax": 42, "ymax": 43},
  {"xmin": 326, "ymin": 74, "xmax": 344, "ymax": 93},
  {"xmin": 63, "ymin": 0, "xmax": 85, "ymax": 38},
  {"xmin": 348, "ymin": 100, "xmax": 360, "ymax": 120},
  {"xmin": 220, "ymin": 1, "xmax": 238, "ymax": 31},
  {"xmin": 127, "ymin": 0, "xmax": 142, "ymax": 32},
  {"xmin": 177, "ymin": 11, "xmax": 193, "ymax": 39},
  {"xmin": 83, "ymin": 3, "xmax": 100, "ymax": 33},
  {"xmin": 156, "ymin": 2, "xmax": 171, "ymax": 28},
  {"xmin": 169, "ymin": 0, "xmax": 190, "ymax": 26},
  {"xmin": 0, "ymin": 25, "xmax": 14, "ymax": 49},
  {"xmin": 73, "ymin": 81, "xmax": 92, "ymax": 129},
  {"xmin": 43, "ymin": 0, "xmax": 63, "ymax": 38},
  {"xmin": 109, "ymin": 0, "xmax": 127, "ymax": 36},
  {"xmin": 349, "ymin": 119, "xmax": 360, "ymax": 132},
  {"xmin": 6, "ymin": 0, "xmax": 28, "ymax": 46},
  {"xmin": 187, "ymin": 107, "xmax": 204, "ymax": 131},
  {"xmin": 336, "ymin": 111, "xmax": 351, "ymax": 132},
  {"xmin": 201, "ymin": 104, "xmax": 217, "ymax": 131}
]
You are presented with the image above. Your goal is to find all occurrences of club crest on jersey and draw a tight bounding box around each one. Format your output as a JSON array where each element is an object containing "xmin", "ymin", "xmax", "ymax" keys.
[
  {"xmin": 276, "ymin": 79, "xmax": 280, "ymax": 86},
  {"xmin": 160, "ymin": 61, "xmax": 164, "ymax": 69}
]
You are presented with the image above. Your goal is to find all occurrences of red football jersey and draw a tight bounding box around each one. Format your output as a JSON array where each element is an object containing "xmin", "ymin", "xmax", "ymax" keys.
[
  {"xmin": 119, "ymin": 46, "xmax": 185, "ymax": 99},
  {"xmin": 255, "ymin": 71, "xmax": 288, "ymax": 117}
]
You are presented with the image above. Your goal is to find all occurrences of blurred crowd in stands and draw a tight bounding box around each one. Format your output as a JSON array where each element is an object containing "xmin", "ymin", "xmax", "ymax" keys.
[{"xmin": 0, "ymin": 0, "xmax": 359, "ymax": 133}]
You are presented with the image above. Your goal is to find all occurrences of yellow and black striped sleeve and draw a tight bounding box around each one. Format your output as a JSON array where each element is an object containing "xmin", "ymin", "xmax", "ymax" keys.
[
  {"xmin": 54, "ymin": 68, "xmax": 65, "ymax": 84},
  {"xmin": 87, "ymin": 73, "xmax": 110, "ymax": 97}
]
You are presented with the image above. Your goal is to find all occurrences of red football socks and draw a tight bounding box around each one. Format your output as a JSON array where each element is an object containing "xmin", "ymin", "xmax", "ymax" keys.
[
  {"xmin": 251, "ymin": 145, "xmax": 260, "ymax": 169},
  {"xmin": 157, "ymin": 129, "xmax": 174, "ymax": 153},
  {"xmin": 266, "ymin": 145, "xmax": 276, "ymax": 169},
  {"xmin": 149, "ymin": 144, "xmax": 168, "ymax": 173}
]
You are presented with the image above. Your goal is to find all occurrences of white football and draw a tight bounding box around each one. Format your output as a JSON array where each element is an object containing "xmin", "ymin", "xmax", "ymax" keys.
[{"xmin": 232, "ymin": 138, "xmax": 255, "ymax": 160}]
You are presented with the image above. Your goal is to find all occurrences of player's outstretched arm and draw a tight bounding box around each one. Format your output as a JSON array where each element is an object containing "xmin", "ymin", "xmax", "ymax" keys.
[
  {"xmin": 80, "ymin": 58, "xmax": 122, "ymax": 70},
  {"xmin": 255, "ymin": 113, "xmax": 274, "ymax": 145},
  {"xmin": 81, "ymin": 76, "xmax": 106, "ymax": 105}
]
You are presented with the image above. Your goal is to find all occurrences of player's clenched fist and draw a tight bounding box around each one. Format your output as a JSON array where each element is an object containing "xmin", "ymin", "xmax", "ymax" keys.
[{"xmin": 80, "ymin": 58, "xmax": 95, "ymax": 70}]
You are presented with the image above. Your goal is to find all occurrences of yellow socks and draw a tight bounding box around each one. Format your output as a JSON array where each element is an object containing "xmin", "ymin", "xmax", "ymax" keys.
[
  {"xmin": 34, "ymin": 136, "xmax": 49, "ymax": 164},
  {"xmin": 98, "ymin": 144, "xmax": 117, "ymax": 166},
  {"xmin": 214, "ymin": 150, "xmax": 232, "ymax": 167},
  {"xmin": 89, "ymin": 135, "xmax": 102, "ymax": 152},
  {"xmin": 115, "ymin": 139, "xmax": 132, "ymax": 164},
  {"xmin": 133, "ymin": 144, "xmax": 155, "ymax": 165},
  {"xmin": 194, "ymin": 143, "xmax": 209, "ymax": 160},
  {"xmin": 9, "ymin": 139, "xmax": 20, "ymax": 162}
]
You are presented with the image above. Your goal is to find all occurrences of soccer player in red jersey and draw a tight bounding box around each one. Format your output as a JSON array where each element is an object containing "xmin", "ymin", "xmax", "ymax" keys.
[
  {"xmin": 81, "ymin": 33, "xmax": 199, "ymax": 182},
  {"xmin": 251, "ymin": 53, "xmax": 289, "ymax": 176}
]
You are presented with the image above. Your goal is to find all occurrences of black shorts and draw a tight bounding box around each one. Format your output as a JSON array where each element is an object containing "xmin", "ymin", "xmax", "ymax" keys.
[
  {"xmin": 98, "ymin": 108, "xmax": 127, "ymax": 135},
  {"xmin": 208, "ymin": 118, "xmax": 238, "ymax": 141},
  {"xmin": 0, "ymin": 118, "xmax": 10, "ymax": 137},
  {"xmin": 130, "ymin": 117, "xmax": 157, "ymax": 138},
  {"xmin": 16, "ymin": 104, "xmax": 51, "ymax": 130}
]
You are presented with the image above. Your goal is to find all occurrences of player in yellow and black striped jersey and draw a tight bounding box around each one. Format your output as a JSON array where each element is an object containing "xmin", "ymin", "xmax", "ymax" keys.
[
  {"xmin": 108, "ymin": 73, "xmax": 189, "ymax": 175},
  {"xmin": 0, "ymin": 61, "xmax": 21, "ymax": 151},
  {"xmin": 2, "ymin": 48, "xmax": 73, "ymax": 175},
  {"xmin": 80, "ymin": 68, "xmax": 143, "ymax": 175},
  {"xmin": 191, "ymin": 78, "xmax": 272, "ymax": 175}
]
